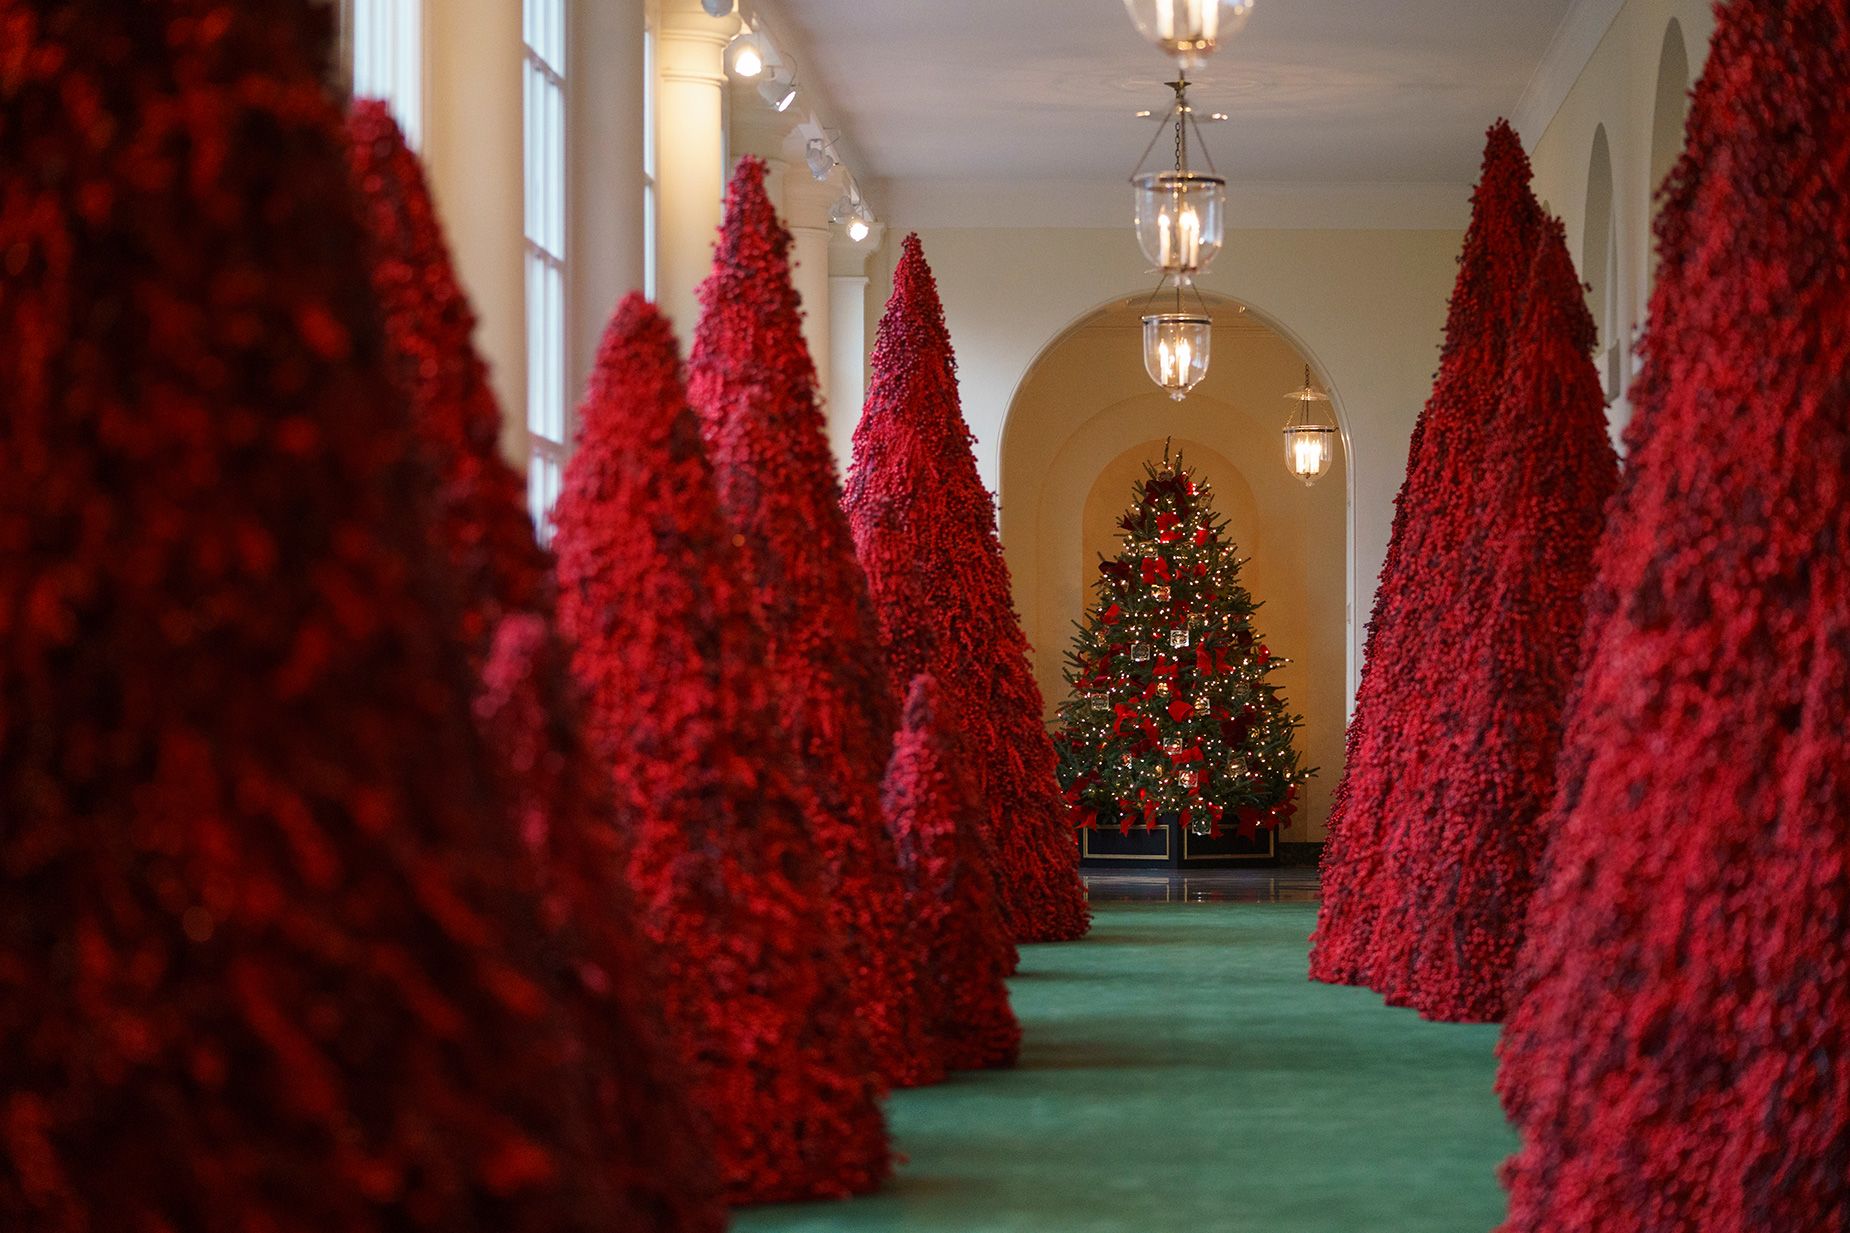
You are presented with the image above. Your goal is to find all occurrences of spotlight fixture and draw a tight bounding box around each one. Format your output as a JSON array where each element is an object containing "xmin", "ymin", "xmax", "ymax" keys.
[
  {"xmin": 759, "ymin": 69, "xmax": 797, "ymax": 112},
  {"xmin": 1281, "ymin": 364, "xmax": 1337, "ymax": 486},
  {"xmin": 1121, "ymin": 0, "xmax": 1257, "ymax": 67},
  {"xmin": 834, "ymin": 195, "xmax": 874, "ymax": 241},
  {"xmin": 805, "ymin": 137, "xmax": 837, "ymax": 180},
  {"xmin": 727, "ymin": 31, "xmax": 765, "ymax": 77}
]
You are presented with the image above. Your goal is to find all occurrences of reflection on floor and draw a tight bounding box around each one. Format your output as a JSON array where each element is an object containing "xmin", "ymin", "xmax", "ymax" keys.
[
  {"xmin": 1084, "ymin": 867, "xmax": 1322, "ymax": 905},
  {"xmin": 734, "ymin": 873, "xmax": 1513, "ymax": 1233}
]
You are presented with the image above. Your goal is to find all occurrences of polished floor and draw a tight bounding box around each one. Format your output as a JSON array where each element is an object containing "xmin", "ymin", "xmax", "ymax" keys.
[{"xmin": 735, "ymin": 871, "xmax": 1515, "ymax": 1233}]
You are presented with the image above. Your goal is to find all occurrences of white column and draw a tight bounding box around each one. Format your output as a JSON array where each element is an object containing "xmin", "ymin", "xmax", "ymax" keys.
[
  {"xmin": 656, "ymin": 0, "xmax": 737, "ymax": 347},
  {"xmin": 826, "ymin": 220, "xmax": 882, "ymax": 474},
  {"xmin": 827, "ymin": 274, "xmax": 868, "ymax": 472},
  {"xmin": 788, "ymin": 220, "xmax": 833, "ymax": 410},
  {"xmin": 569, "ymin": 0, "xmax": 646, "ymax": 405},
  {"xmin": 424, "ymin": 0, "xmax": 527, "ymax": 468}
]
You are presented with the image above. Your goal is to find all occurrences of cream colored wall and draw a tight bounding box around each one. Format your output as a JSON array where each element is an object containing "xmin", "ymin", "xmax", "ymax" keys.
[
  {"xmin": 1521, "ymin": 0, "xmax": 1714, "ymax": 442},
  {"xmin": 849, "ymin": 224, "xmax": 1462, "ymax": 721},
  {"xmin": 1007, "ymin": 314, "xmax": 1347, "ymax": 841}
]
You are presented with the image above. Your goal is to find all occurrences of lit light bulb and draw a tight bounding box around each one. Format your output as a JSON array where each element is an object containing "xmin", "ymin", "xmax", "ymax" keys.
[
  {"xmin": 847, "ymin": 217, "xmax": 870, "ymax": 241},
  {"xmin": 729, "ymin": 36, "xmax": 764, "ymax": 77}
]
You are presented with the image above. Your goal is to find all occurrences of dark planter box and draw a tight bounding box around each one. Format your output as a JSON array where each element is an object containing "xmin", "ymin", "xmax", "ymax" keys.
[{"xmin": 1078, "ymin": 815, "xmax": 1277, "ymax": 868}]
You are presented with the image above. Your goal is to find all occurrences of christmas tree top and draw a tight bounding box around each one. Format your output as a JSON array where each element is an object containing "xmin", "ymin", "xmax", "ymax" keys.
[{"xmin": 1055, "ymin": 449, "xmax": 1313, "ymax": 837}]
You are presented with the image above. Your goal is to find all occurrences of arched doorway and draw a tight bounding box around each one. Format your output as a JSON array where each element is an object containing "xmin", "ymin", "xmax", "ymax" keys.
[{"xmin": 1001, "ymin": 293, "xmax": 1347, "ymax": 841}]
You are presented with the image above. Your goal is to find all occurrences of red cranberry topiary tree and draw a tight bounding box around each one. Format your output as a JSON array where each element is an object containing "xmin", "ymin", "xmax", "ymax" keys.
[
  {"xmin": 552, "ymin": 293, "xmax": 890, "ymax": 1206},
  {"xmin": 884, "ymin": 675, "xmax": 1021, "ymax": 1072},
  {"xmin": 1310, "ymin": 120, "xmax": 1542, "ymax": 990},
  {"xmin": 0, "ymin": 6, "xmax": 717, "ymax": 1232},
  {"xmin": 686, "ymin": 157, "xmax": 932, "ymax": 1088},
  {"xmin": 1497, "ymin": 2, "xmax": 1850, "ymax": 1228},
  {"xmin": 1361, "ymin": 217, "xmax": 1618, "ymax": 1022},
  {"xmin": 345, "ymin": 100, "xmax": 548, "ymax": 669},
  {"xmin": 348, "ymin": 101, "xmax": 720, "ymax": 1213},
  {"xmin": 844, "ymin": 234, "xmax": 1091, "ymax": 944}
]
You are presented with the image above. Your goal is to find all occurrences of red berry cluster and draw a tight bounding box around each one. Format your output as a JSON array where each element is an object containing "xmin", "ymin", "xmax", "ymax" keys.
[
  {"xmin": 1497, "ymin": 0, "xmax": 1850, "ymax": 1227},
  {"xmin": 552, "ymin": 295, "xmax": 890, "ymax": 1206},
  {"xmin": 1360, "ymin": 216, "xmax": 1618, "ymax": 1022},
  {"xmin": 688, "ymin": 158, "xmax": 933, "ymax": 1089},
  {"xmin": 0, "ymin": 5, "xmax": 713, "ymax": 1231},
  {"xmin": 1311, "ymin": 120, "xmax": 1545, "ymax": 992},
  {"xmin": 845, "ymin": 234, "xmax": 1091, "ymax": 944},
  {"xmin": 344, "ymin": 100, "xmax": 551, "ymax": 672},
  {"xmin": 883, "ymin": 675, "xmax": 1022, "ymax": 1071},
  {"xmin": 349, "ymin": 103, "xmax": 722, "ymax": 1223}
]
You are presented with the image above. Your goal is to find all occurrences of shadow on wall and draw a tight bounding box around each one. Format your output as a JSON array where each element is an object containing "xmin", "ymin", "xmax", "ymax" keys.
[{"xmin": 1000, "ymin": 294, "xmax": 1346, "ymax": 842}]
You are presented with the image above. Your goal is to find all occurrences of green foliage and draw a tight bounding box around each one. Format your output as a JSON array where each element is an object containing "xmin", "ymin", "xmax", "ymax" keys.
[{"xmin": 1054, "ymin": 451, "xmax": 1313, "ymax": 835}]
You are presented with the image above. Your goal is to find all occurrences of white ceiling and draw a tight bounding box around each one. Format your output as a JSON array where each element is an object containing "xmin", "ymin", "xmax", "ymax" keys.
[{"xmin": 761, "ymin": 0, "xmax": 1574, "ymax": 187}]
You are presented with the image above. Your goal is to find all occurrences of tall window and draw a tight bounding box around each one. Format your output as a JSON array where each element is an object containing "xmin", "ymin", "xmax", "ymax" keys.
[
  {"xmin": 642, "ymin": 24, "xmax": 659, "ymax": 300},
  {"xmin": 351, "ymin": 0, "xmax": 423, "ymax": 145},
  {"xmin": 524, "ymin": 0, "xmax": 568, "ymax": 539}
]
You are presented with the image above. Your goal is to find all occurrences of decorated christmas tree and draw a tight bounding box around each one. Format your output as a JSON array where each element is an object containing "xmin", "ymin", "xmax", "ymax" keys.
[
  {"xmin": 552, "ymin": 294, "xmax": 889, "ymax": 1206},
  {"xmin": 688, "ymin": 158, "xmax": 931, "ymax": 1089},
  {"xmin": 1310, "ymin": 120, "xmax": 1542, "ymax": 989},
  {"xmin": 845, "ymin": 234, "xmax": 1091, "ymax": 944},
  {"xmin": 1360, "ymin": 217, "xmax": 1618, "ymax": 1023},
  {"xmin": 1054, "ymin": 452, "xmax": 1311, "ymax": 839},
  {"xmin": 883, "ymin": 675, "xmax": 1021, "ymax": 1072},
  {"xmin": 1497, "ymin": 1, "xmax": 1850, "ymax": 1228},
  {"xmin": 0, "ymin": 5, "xmax": 716, "ymax": 1231}
]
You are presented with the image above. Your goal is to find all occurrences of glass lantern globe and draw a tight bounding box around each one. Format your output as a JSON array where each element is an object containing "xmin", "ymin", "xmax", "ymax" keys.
[
  {"xmin": 1133, "ymin": 171, "xmax": 1226, "ymax": 279},
  {"xmin": 1121, "ymin": 0, "xmax": 1257, "ymax": 66},
  {"xmin": 1143, "ymin": 313, "xmax": 1212, "ymax": 400},
  {"xmin": 1282, "ymin": 369, "xmax": 1337, "ymax": 486},
  {"xmin": 1282, "ymin": 424, "xmax": 1336, "ymax": 485}
]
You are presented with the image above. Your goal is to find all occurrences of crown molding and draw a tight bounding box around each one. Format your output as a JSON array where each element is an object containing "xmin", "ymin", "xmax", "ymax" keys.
[{"xmin": 1511, "ymin": 0, "xmax": 1628, "ymax": 149}]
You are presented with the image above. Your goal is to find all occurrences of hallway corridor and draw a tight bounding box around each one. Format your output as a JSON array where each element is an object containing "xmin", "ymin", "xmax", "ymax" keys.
[{"xmin": 736, "ymin": 874, "xmax": 1515, "ymax": 1233}]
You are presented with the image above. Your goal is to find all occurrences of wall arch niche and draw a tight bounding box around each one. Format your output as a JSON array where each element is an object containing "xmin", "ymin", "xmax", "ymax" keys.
[
  {"xmin": 1584, "ymin": 124, "xmax": 1625, "ymax": 446},
  {"xmin": 1648, "ymin": 18, "xmax": 1693, "ymax": 284},
  {"xmin": 1001, "ymin": 294, "xmax": 1347, "ymax": 841}
]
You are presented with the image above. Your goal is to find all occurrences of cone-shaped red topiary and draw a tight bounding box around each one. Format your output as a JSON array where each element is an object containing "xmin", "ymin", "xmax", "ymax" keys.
[
  {"xmin": 1359, "ymin": 217, "xmax": 1618, "ymax": 1023},
  {"xmin": 687, "ymin": 157, "xmax": 932, "ymax": 1088},
  {"xmin": 552, "ymin": 293, "xmax": 890, "ymax": 1206},
  {"xmin": 844, "ymin": 234, "xmax": 1090, "ymax": 944},
  {"xmin": 1497, "ymin": 3, "xmax": 1850, "ymax": 1227},
  {"xmin": 884, "ymin": 675, "xmax": 1021, "ymax": 1072},
  {"xmin": 473, "ymin": 616, "xmax": 723, "ymax": 1228},
  {"xmin": 0, "ymin": 6, "xmax": 716, "ymax": 1231},
  {"xmin": 345, "ymin": 100, "xmax": 548, "ymax": 670},
  {"xmin": 348, "ymin": 101, "xmax": 721, "ymax": 1223},
  {"xmin": 1310, "ymin": 120, "xmax": 1542, "ymax": 990}
]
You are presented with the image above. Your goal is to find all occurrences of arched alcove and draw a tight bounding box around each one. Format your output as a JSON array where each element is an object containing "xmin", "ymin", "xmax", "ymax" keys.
[
  {"xmin": 1648, "ymin": 18, "xmax": 1692, "ymax": 290},
  {"xmin": 1001, "ymin": 294, "xmax": 1346, "ymax": 841},
  {"xmin": 1583, "ymin": 124, "xmax": 1625, "ymax": 443}
]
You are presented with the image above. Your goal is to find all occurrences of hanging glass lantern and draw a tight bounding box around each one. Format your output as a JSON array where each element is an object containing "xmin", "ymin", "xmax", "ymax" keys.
[
  {"xmin": 1131, "ymin": 80, "xmax": 1225, "ymax": 281},
  {"xmin": 1134, "ymin": 172, "xmax": 1225, "ymax": 281},
  {"xmin": 1143, "ymin": 312, "xmax": 1212, "ymax": 400},
  {"xmin": 1131, "ymin": 79, "xmax": 1225, "ymax": 282},
  {"xmin": 1121, "ymin": 0, "xmax": 1257, "ymax": 67},
  {"xmin": 1282, "ymin": 364, "xmax": 1337, "ymax": 487}
]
